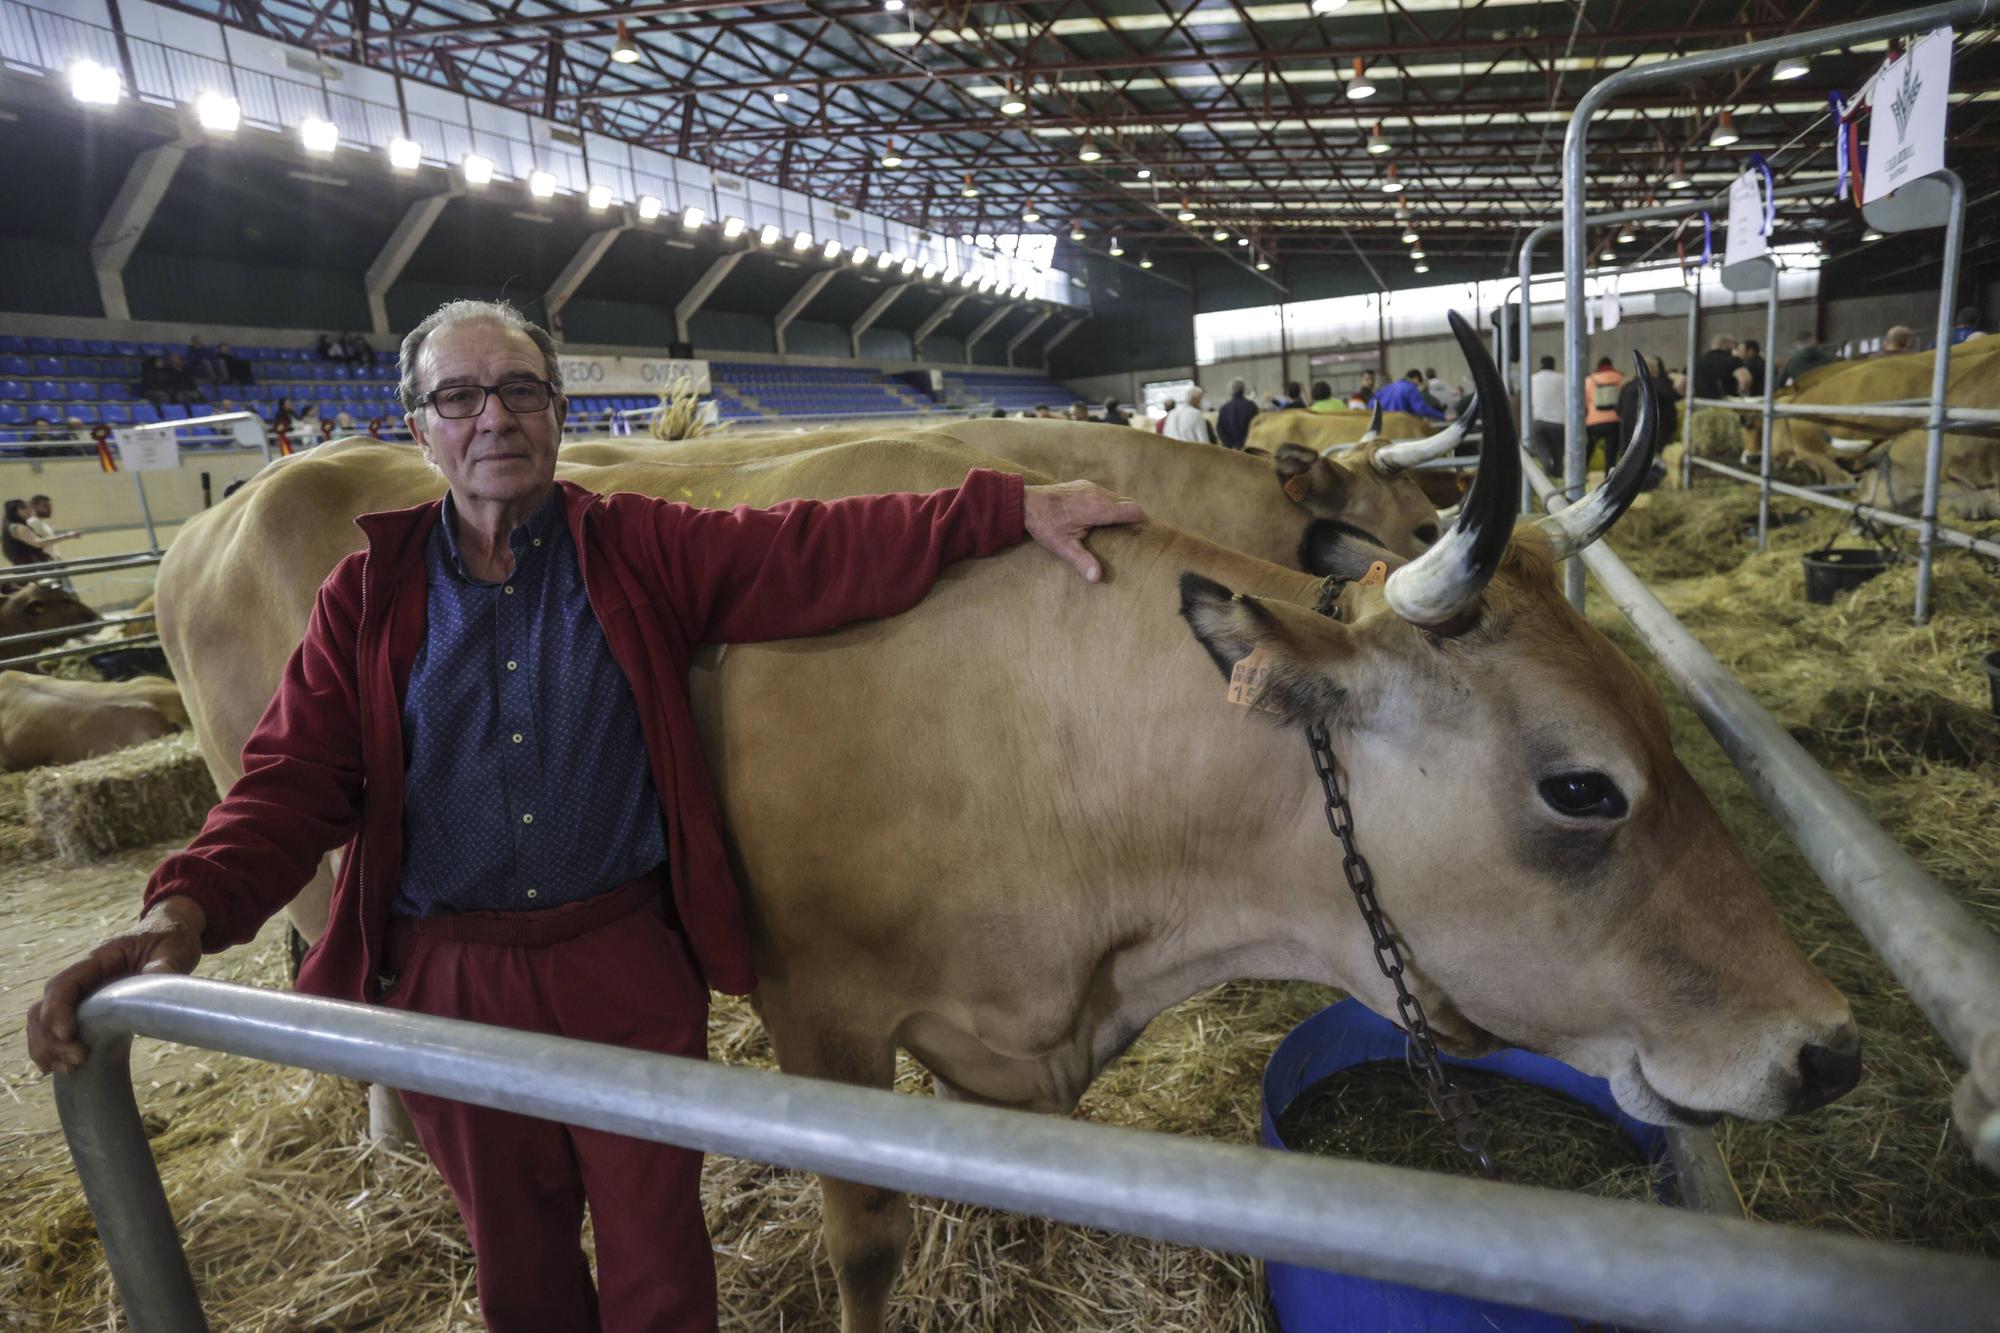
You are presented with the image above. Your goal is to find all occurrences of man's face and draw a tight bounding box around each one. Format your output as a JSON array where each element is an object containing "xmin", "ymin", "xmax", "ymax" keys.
[
  {"xmin": 32, "ymin": 499, "xmax": 50, "ymax": 518},
  {"xmin": 407, "ymin": 321, "xmax": 566, "ymax": 510}
]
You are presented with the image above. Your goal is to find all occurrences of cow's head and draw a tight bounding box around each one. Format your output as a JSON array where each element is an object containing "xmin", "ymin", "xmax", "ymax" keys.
[
  {"xmin": 1274, "ymin": 399, "xmax": 1476, "ymax": 561},
  {"xmin": 1183, "ymin": 315, "xmax": 1859, "ymax": 1126},
  {"xmin": 0, "ymin": 581, "xmax": 97, "ymax": 641}
]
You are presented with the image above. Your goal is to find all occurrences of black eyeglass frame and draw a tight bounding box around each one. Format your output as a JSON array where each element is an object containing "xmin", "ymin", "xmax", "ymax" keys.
[{"xmin": 416, "ymin": 379, "xmax": 561, "ymax": 419}]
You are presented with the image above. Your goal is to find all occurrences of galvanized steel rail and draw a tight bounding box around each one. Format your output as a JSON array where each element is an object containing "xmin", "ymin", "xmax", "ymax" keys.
[{"xmin": 55, "ymin": 975, "xmax": 2000, "ymax": 1333}]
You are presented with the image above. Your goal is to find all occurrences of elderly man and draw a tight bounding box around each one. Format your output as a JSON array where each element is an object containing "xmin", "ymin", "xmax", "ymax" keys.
[
  {"xmin": 27, "ymin": 299, "xmax": 1143, "ymax": 1333},
  {"xmin": 1162, "ymin": 385, "xmax": 1211, "ymax": 443}
]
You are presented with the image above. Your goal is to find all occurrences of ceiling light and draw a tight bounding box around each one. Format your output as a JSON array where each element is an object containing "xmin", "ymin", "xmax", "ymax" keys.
[
  {"xmin": 299, "ymin": 116, "xmax": 338, "ymax": 154},
  {"xmin": 1600, "ymin": 249, "xmax": 1616, "ymax": 262},
  {"xmin": 1710, "ymin": 111, "xmax": 1740, "ymax": 148},
  {"xmin": 68, "ymin": 59, "xmax": 121, "ymax": 106},
  {"xmin": 921, "ymin": 263, "xmax": 939, "ymax": 279},
  {"xmin": 1616, "ymin": 224, "xmax": 1636, "ymax": 244},
  {"xmin": 1410, "ymin": 245, "xmax": 1425, "ymax": 259},
  {"xmin": 881, "ymin": 144, "xmax": 904, "ymax": 168},
  {"xmin": 773, "ymin": 91, "xmax": 790, "ymax": 103},
  {"xmin": 1212, "ymin": 226, "xmax": 1229, "ymax": 241},
  {"xmin": 850, "ymin": 246, "xmax": 870, "ymax": 264},
  {"xmin": 529, "ymin": 169, "xmax": 558, "ymax": 198},
  {"xmin": 587, "ymin": 183, "xmax": 613, "ymax": 210},
  {"xmin": 1109, "ymin": 237, "xmax": 1125, "ymax": 256},
  {"xmin": 1236, "ymin": 236, "xmax": 1249, "ymax": 247},
  {"xmin": 1311, "ymin": 0, "xmax": 1347, "ymax": 11},
  {"xmin": 1000, "ymin": 87, "xmax": 1027, "ymax": 116},
  {"xmin": 1381, "ymin": 164, "xmax": 1403, "ymax": 194},
  {"xmin": 1666, "ymin": 158, "xmax": 1692, "ymax": 190},
  {"xmin": 1366, "ymin": 123, "xmax": 1391, "ymax": 156},
  {"xmin": 1413, "ymin": 262, "xmax": 1430, "ymax": 274},
  {"xmin": 1772, "ymin": 55, "xmax": 1811, "ymax": 82},
  {"xmin": 722, "ymin": 215, "xmax": 746, "ymax": 238},
  {"xmin": 195, "ymin": 92, "xmax": 241, "ymax": 133},
  {"xmin": 461, "ymin": 152, "xmax": 494, "ymax": 185},
  {"xmin": 1401, "ymin": 226, "xmax": 1419, "ymax": 244},
  {"xmin": 758, "ymin": 223, "xmax": 781, "ymax": 245},
  {"xmin": 980, "ymin": 277, "xmax": 996, "ymax": 292},
  {"xmin": 1255, "ymin": 257, "xmax": 1271, "ymax": 271},
  {"xmin": 1136, "ymin": 167, "xmax": 1152, "ymax": 180},
  {"xmin": 1078, "ymin": 139, "xmax": 1102, "ymax": 162},
  {"xmin": 960, "ymin": 271, "xmax": 979, "ymax": 287},
  {"xmin": 884, "ymin": 0, "xmax": 905, "ymax": 10},
  {"xmin": 793, "ymin": 230, "xmax": 814, "ymax": 251},
  {"xmin": 388, "ymin": 137, "xmax": 423, "ymax": 170},
  {"xmin": 1346, "ymin": 57, "xmax": 1376, "ymax": 101},
  {"xmin": 823, "ymin": 239, "xmax": 843, "ymax": 260},
  {"xmin": 1139, "ymin": 255, "xmax": 1154, "ymax": 269},
  {"xmin": 877, "ymin": 250, "xmax": 895, "ymax": 269},
  {"xmin": 1022, "ymin": 203, "xmax": 1041, "ymax": 223},
  {"xmin": 961, "ymin": 172, "xmax": 979, "ymax": 198},
  {"xmin": 1176, "ymin": 200, "xmax": 1197, "ymax": 222},
  {"xmin": 899, "ymin": 255, "xmax": 917, "ymax": 274},
  {"xmin": 1070, "ymin": 223, "xmax": 1085, "ymax": 240},
  {"xmin": 635, "ymin": 195, "xmax": 661, "ymax": 220},
  {"xmin": 1862, "ymin": 228, "xmax": 1883, "ymax": 242},
  {"xmin": 611, "ymin": 20, "xmax": 639, "ymax": 63}
]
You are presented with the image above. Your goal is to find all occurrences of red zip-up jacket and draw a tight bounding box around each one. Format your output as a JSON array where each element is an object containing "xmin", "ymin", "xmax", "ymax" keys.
[{"xmin": 142, "ymin": 471, "xmax": 1026, "ymax": 1003}]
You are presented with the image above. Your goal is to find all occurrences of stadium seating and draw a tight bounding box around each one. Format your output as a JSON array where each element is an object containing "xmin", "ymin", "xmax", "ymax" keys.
[{"xmin": 958, "ymin": 371, "xmax": 1078, "ymax": 414}]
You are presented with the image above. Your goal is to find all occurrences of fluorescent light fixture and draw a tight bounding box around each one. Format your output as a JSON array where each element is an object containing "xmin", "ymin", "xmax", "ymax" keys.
[
  {"xmin": 1346, "ymin": 58, "xmax": 1376, "ymax": 100},
  {"xmin": 1617, "ymin": 224, "xmax": 1637, "ymax": 244},
  {"xmin": 823, "ymin": 239, "xmax": 843, "ymax": 260},
  {"xmin": 462, "ymin": 152, "xmax": 494, "ymax": 185},
  {"xmin": 1666, "ymin": 158, "xmax": 1692, "ymax": 190},
  {"xmin": 587, "ymin": 183, "xmax": 614, "ymax": 210},
  {"xmin": 1138, "ymin": 255, "xmax": 1154, "ymax": 269},
  {"xmin": 758, "ymin": 223, "xmax": 781, "ymax": 245},
  {"xmin": 850, "ymin": 245, "xmax": 870, "ymax": 265},
  {"xmin": 793, "ymin": 230, "xmax": 814, "ymax": 251},
  {"xmin": 1136, "ymin": 167, "xmax": 1152, "ymax": 179},
  {"xmin": 1078, "ymin": 139, "xmax": 1102, "ymax": 162},
  {"xmin": 637, "ymin": 195, "xmax": 662, "ymax": 220},
  {"xmin": 195, "ymin": 92, "xmax": 241, "ymax": 133},
  {"xmin": 1022, "ymin": 204, "xmax": 1041, "ymax": 223},
  {"xmin": 1710, "ymin": 111, "xmax": 1739, "ymax": 148},
  {"xmin": 1413, "ymin": 262, "xmax": 1430, "ymax": 274},
  {"xmin": 529, "ymin": 169, "xmax": 558, "ymax": 198},
  {"xmin": 1366, "ymin": 123, "xmax": 1391, "ymax": 156},
  {"xmin": 1310, "ymin": 0, "xmax": 1347, "ymax": 11},
  {"xmin": 1772, "ymin": 55, "xmax": 1810, "ymax": 82},
  {"xmin": 722, "ymin": 215, "xmax": 746, "ymax": 238},
  {"xmin": 299, "ymin": 116, "xmax": 338, "ymax": 154},
  {"xmin": 876, "ymin": 250, "xmax": 895, "ymax": 269},
  {"xmin": 611, "ymin": 20, "xmax": 639, "ymax": 62},
  {"xmin": 68, "ymin": 59, "xmax": 121, "ymax": 106},
  {"xmin": 1108, "ymin": 237, "xmax": 1125, "ymax": 256},
  {"xmin": 388, "ymin": 137, "xmax": 423, "ymax": 170}
]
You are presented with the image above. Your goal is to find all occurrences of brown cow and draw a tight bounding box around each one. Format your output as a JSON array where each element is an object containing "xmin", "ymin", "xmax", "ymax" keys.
[
  {"xmin": 0, "ymin": 671, "xmax": 186, "ymax": 770},
  {"xmin": 0, "ymin": 581, "xmax": 99, "ymax": 658}
]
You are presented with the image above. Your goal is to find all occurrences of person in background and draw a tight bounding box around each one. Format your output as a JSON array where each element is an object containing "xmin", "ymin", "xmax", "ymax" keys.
[
  {"xmin": 1068, "ymin": 402, "xmax": 1091, "ymax": 422},
  {"xmin": 187, "ymin": 336, "xmax": 222, "ymax": 385},
  {"xmin": 1879, "ymin": 325, "xmax": 1915, "ymax": 355},
  {"xmin": 1163, "ymin": 387, "xmax": 1211, "ymax": 443},
  {"xmin": 989, "ymin": 408, "xmax": 1007, "ymax": 419},
  {"xmin": 1356, "ymin": 369, "xmax": 1378, "ymax": 404},
  {"xmin": 1740, "ymin": 340, "xmax": 1767, "ymax": 397},
  {"xmin": 341, "ymin": 331, "xmax": 373, "ymax": 367},
  {"xmin": 162, "ymin": 352, "xmax": 205, "ymax": 406},
  {"xmin": 1215, "ymin": 378, "xmax": 1258, "ymax": 450},
  {"xmin": 1952, "ymin": 307, "xmax": 1984, "ymax": 344},
  {"xmin": 315, "ymin": 333, "xmax": 339, "ymax": 362},
  {"xmin": 3, "ymin": 498, "xmax": 56, "ymax": 568},
  {"xmin": 1778, "ymin": 331, "xmax": 1837, "ymax": 388},
  {"xmin": 1529, "ymin": 354, "xmax": 1567, "ymax": 476},
  {"xmin": 1282, "ymin": 380, "xmax": 1306, "ymax": 409},
  {"xmin": 1614, "ymin": 357, "xmax": 1678, "ymax": 470},
  {"xmin": 335, "ymin": 409, "xmax": 357, "ymax": 435},
  {"xmin": 1424, "ymin": 367, "xmax": 1450, "ymax": 409},
  {"xmin": 293, "ymin": 404, "xmax": 323, "ymax": 447},
  {"xmin": 1449, "ymin": 380, "xmax": 1477, "ymax": 421},
  {"xmin": 27, "ymin": 491, "xmax": 81, "ymax": 554},
  {"xmin": 1307, "ymin": 380, "xmax": 1341, "ymax": 414},
  {"xmin": 1374, "ymin": 369, "xmax": 1445, "ymax": 422},
  {"xmin": 1033, "ymin": 404, "xmax": 1053, "ymax": 419},
  {"xmin": 1693, "ymin": 334, "xmax": 1743, "ymax": 400},
  {"xmin": 1155, "ymin": 398, "xmax": 1172, "ymax": 434},
  {"xmin": 272, "ymin": 396, "xmax": 297, "ymax": 435},
  {"xmin": 1584, "ymin": 355, "xmax": 1625, "ymax": 467},
  {"xmin": 138, "ymin": 354, "xmax": 173, "ymax": 408},
  {"xmin": 217, "ymin": 343, "xmax": 256, "ymax": 388},
  {"xmin": 1101, "ymin": 397, "xmax": 1129, "ymax": 427}
]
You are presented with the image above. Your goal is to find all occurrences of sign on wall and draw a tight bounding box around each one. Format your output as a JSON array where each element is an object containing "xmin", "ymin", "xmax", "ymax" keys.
[
  {"xmin": 114, "ymin": 428, "xmax": 180, "ymax": 472},
  {"xmin": 1864, "ymin": 27, "xmax": 1952, "ymax": 203},
  {"xmin": 1724, "ymin": 169, "xmax": 1769, "ymax": 267},
  {"xmin": 557, "ymin": 355, "xmax": 710, "ymax": 397}
]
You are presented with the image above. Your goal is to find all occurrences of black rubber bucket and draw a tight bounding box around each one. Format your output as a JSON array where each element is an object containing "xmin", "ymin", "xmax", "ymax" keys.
[
  {"xmin": 1983, "ymin": 651, "xmax": 2000, "ymax": 720},
  {"xmin": 1802, "ymin": 547, "xmax": 1892, "ymax": 605}
]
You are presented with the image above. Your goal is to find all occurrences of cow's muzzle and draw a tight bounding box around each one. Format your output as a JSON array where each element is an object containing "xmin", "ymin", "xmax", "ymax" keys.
[{"xmin": 1790, "ymin": 1028, "xmax": 1864, "ymax": 1115}]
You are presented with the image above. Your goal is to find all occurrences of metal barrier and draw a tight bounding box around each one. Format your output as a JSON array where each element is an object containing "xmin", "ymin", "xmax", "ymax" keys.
[
  {"xmin": 55, "ymin": 974, "xmax": 2000, "ymax": 1333},
  {"xmin": 1688, "ymin": 453, "xmax": 2000, "ymax": 560}
]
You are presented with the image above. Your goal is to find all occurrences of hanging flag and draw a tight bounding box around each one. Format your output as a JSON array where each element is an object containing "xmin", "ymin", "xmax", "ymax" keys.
[
  {"xmin": 1700, "ymin": 211, "xmax": 1714, "ymax": 266},
  {"xmin": 1862, "ymin": 26, "xmax": 1952, "ymax": 203},
  {"xmin": 1749, "ymin": 153, "xmax": 1777, "ymax": 234},
  {"xmin": 1830, "ymin": 92, "xmax": 1851, "ymax": 200},
  {"xmin": 1602, "ymin": 275, "xmax": 1623, "ymax": 332}
]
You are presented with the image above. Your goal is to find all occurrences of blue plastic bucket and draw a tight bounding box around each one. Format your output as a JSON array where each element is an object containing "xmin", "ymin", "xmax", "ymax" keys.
[{"xmin": 1260, "ymin": 999, "xmax": 1671, "ymax": 1333}]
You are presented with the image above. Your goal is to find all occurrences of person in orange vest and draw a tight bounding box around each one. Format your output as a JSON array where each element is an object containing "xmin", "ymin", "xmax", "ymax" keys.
[{"xmin": 1584, "ymin": 356, "xmax": 1625, "ymax": 473}]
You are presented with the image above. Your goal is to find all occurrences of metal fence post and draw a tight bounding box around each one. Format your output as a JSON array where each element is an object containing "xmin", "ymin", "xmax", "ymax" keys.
[
  {"xmin": 1757, "ymin": 277, "xmax": 1779, "ymax": 551},
  {"xmin": 1683, "ymin": 265, "xmax": 1701, "ymax": 491},
  {"xmin": 1914, "ymin": 172, "xmax": 1966, "ymax": 625}
]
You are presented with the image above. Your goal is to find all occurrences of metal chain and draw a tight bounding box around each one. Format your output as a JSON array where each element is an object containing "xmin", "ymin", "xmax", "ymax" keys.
[{"xmin": 1306, "ymin": 721, "xmax": 1501, "ymax": 1181}]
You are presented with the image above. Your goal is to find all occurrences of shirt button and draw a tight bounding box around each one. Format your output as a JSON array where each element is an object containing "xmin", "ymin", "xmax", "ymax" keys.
[
  {"xmin": 511, "ymin": 732, "xmax": 524, "ymax": 744},
  {"xmin": 506, "ymin": 660, "xmax": 518, "ymax": 671},
  {"xmin": 522, "ymin": 813, "xmax": 534, "ymax": 824},
  {"xmin": 532, "ymin": 538, "xmax": 543, "ymax": 547},
  {"xmin": 504, "ymin": 585, "xmax": 515, "ymax": 595},
  {"xmin": 526, "ymin": 889, "xmax": 538, "ymax": 900}
]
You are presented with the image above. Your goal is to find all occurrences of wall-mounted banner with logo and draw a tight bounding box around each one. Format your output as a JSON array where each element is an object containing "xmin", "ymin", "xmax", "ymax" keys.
[
  {"xmin": 557, "ymin": 355, "xmax": 711, "ymax": 396},
  {"xmin": 1864, "ymin": 27, "xmax": 1952, "ymax": 203}
]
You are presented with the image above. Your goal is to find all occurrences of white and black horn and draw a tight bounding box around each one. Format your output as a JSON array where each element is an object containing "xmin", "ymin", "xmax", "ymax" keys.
[
  {"xmin": 1370, "ymin": 394, "xmax": 1479, "ymax": 475},
  {"xmin": 1382, "ymin": 313, "xmax": 1520, "ymax": 627},
  {"xmin": 1532, "ymin": 350, "xmax": 1660, "ymax": 561},
  {"xmin": 1359, "ymin": 399, "xmax": 1384, "ymax": 443}
]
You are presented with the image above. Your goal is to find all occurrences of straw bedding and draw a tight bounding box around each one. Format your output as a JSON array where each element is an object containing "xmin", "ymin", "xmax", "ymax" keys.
[
  {"xmin": 25, "ymin": 733, "xmax": 216, "ymax": 866},
  {"xmin": 4, "ymin": 480, "xmax": 1999, "ymax": 1327}
]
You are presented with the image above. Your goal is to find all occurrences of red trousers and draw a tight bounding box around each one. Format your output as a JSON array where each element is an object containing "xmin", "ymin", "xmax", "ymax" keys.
[{"xmin": 381, "ymin": 872, "xmax": 717, "ymax": 1333}]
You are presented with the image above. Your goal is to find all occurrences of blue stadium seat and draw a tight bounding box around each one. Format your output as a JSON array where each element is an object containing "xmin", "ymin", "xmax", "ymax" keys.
[
  {"xmin": 66, "ymin": 405, "xmax": 99, "ymax": 424},
  {"xmin": 0, "ymin": 336, "xmax": 23, "ymax": 353},
  {"xmin": 33, "ymin": 356, "xmax": 62, "ymax": 377},
  {"xmin": 0, "ymin": 380, "xmax": 21, "ymax": 400},
  {"xmin": 26, "ymin": 402, "xmax": 59, "ymax": 423},
  {"xmin": 0, "ymin": 356, "xmax": 28, "ymax": 377},
  {"xmin": 56, "ymin": 338, "xmax": 86, "ymax": 355},
  {"xmin": 25, "ymin": 337, "xmax": 56, "ymax": 354},
  {"xmin": 69, "ymin": 382, "xmax": 97, "ymax": 401},
  {"xmin": 138, "ymin": 342, "xmax": 168, "ymax": 356},
  {"xmin": 99, "ymin": 403, "xmax": 130, "ymax": 424},
  {"xmin": 33, "ymin": 380, "xmax": 63, "ymax": 400},
  {"xmin": 0, "ymin": 404, "xmax": 21, "ymax": 425},
  {"xmin": 131, "ymin": 403, "xmax": 161, "ymax": 423},
  {"xmin": 84, "ymin": 339, "xmax": 113, "ymax": 355},
  {"xmin": 112, "ymin": 340, "xmax": 139, "ymax": 356}
]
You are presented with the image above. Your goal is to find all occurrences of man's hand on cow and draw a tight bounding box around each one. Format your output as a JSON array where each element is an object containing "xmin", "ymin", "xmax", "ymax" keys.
[
  {"xmin": 1022, "ymin": 481, "xmax": 1148, "ymax": 584},
  {"xmin": 26, "ymin": 894, "xmax": 206, "ymax": 1075}
]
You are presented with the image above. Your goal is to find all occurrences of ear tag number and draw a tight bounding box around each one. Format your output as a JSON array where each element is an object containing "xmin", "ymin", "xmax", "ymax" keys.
[
  {"xmin": 1358, "ymin": 560, "xmax": 1388, "ymax": 587},
  {"xmin": 1283, "ymin": 474, "xmax": 1311, "ymax": 503},
  {"xmin": 1227, "ymin": 644, "xmax": 1283, "ymax": 712}
]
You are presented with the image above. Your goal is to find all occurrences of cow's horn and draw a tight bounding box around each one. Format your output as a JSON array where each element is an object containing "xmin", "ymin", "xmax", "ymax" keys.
[
  {"xmin": 1358, "ymin": 400, "xmax": 1385, "ymax": 443},
  {"xmin": 1533, "ymin": 351, "xmax": 1658, "ymax": 561},
  {"xmin": 1370, "ymin": 395, "xmax": 1478, "ymax": 475},
  {"xmin": 1383, "ymin": 314, "xmax": 1520, "ymax": 627}
]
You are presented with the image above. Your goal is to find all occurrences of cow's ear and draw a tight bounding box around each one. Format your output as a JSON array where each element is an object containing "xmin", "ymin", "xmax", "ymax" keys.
[
  {"xmin": 1300, "ymin": 520, "xmax": 1405, "ymax": 580},
  {"xmin": 1178, "ymin": 573, "xmax": 1351, "ymax": 727},
  {"xmin": 23, "ymin": 599, "xmax": 45, "ymax": 617},
  {"xmin": 1274, "ymin": 449, "xmax": 1352, "ymax": 509}
]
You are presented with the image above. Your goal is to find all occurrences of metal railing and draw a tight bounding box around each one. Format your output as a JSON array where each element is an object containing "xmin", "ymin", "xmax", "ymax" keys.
[
  {"xmin": 1687, "ymin": 453, "xmax": 2000, "ymax": 560},
  {"xmin": 55, "ymin": 975, "xmax": 2000, "ymax": 1333}
]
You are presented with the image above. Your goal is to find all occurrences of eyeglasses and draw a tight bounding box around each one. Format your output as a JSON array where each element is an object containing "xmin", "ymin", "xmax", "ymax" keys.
[{"xmin": 418, "ymin": 379, "xmax": 556, "ymax": 419}]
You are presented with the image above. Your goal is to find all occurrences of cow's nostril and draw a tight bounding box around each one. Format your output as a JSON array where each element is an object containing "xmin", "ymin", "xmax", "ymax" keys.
[{"xmin": 1793, "ymin": 1035, "xmax": 1863, "ymax": 1113}]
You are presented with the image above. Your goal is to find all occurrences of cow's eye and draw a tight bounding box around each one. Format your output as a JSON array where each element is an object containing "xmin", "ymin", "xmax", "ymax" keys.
[
  {"xmin": 1414, "ymin": 522, "xmax": 1440, "ymax": 545},
  {"xmin": 1538, "ymin": 771, "xmax": 1627, "ymax": 819}
]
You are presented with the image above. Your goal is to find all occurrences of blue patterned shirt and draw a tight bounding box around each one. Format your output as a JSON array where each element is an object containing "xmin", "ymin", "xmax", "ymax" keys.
[{"xmin": 392, "ymin": 489, "xmax": 666, "ymax": 916}]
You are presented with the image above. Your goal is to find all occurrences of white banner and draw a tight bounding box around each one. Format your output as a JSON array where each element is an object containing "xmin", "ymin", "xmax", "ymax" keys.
[
  {"xmin": 1864, "ymin": 27, "xmax": 1952, "ymax": 203},
  {"xmin": 1600, "ymin": 277, "xmax": 1622, "ymax": 333},
  {"xmin": 115, "ymin": 428, "xmax": 180, "ymax": 472},
  {"xmin": 558, "ymin": 355, "xmax": 710, "ymax": 397},
  {"xmin": 1725, "ymin": 169, "xmax": 1769, "ymax": 266}
]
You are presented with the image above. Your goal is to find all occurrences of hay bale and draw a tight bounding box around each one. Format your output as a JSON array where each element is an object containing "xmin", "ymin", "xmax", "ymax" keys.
[
  {"xmin": 1688, "ymin": 408, "xmax": 1748, "ymax": 459},
  {"xmin": 26, "ymin": 732, "xmax": 215, "ymax": 864}
]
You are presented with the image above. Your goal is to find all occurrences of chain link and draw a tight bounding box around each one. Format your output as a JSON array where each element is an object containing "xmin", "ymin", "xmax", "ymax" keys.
[{"xmin": 1306, "ymin": 721, "xmax": 1500, "ymax": 1181}]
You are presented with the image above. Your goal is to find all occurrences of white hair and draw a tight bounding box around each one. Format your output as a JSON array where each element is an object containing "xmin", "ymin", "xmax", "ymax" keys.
[{"xmin": 397, "ymin": 299, "xmax": 564, "ymax": 414}]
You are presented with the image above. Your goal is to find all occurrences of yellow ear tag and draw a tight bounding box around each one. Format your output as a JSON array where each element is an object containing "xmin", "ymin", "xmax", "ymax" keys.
[
  {"xmin": 1283, "ymin": 474, "xmax": 1311, "ymax": 503},
  {"xmin": 1226, "ymin": 644, "xmax": 1283, "ymax": 712},
  {"xmin": 1357, "ymin": 560, "xmax": 1388, "ymax": 588}
]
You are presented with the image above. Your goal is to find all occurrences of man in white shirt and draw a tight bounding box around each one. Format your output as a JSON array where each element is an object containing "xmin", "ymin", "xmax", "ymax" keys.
[
  {"xmin": 28, "ymin": 495, "xmax": 80, "ymax": 560},
  {"xmin": 1163, "ymin": 386, "xmax": 1211, "ymax": 443},
  {"xmin": 1528, "ymin": 356, "xmax": 1568, "ymax": 477}
]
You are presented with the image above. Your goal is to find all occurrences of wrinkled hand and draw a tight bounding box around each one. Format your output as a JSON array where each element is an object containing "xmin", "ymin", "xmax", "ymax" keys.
[
  {"xmin": 1022, "ymin": 481, "xmax": 1148, "ymax": 583},
  {"xmin": 27, "ymin": 895, "xmax": 206, "ymax": 1075}
]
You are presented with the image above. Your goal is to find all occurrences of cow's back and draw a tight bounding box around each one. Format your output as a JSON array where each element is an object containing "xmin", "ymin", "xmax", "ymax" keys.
[
  {"xmin": 1246, "ymin": 407, "xmax": 1433, "ymax": 452},
  {"xmin": 0, "ymin": 670, "xmax": 183, "ymax": 770}
]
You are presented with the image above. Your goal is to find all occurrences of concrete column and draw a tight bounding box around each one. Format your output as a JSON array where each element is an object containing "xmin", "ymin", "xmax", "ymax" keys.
[
  {"xmin": 1039, "ymin": 317, "xmax": 1085, "ymax": 368},
  {"xmin": 365, "ymin": 185, "xmax": 463, "ymax": 336},
  {"xmin": 89, "ymin": 128, "xmax": 197, "ymax": 322},
  {"xmin": 675, "ymin": 251, "xmax": 746, "ymax": 346},
  {"xmin": 544, "ymin": 207, "xmax": 635, "ymax": 326},
  {"xmin": 772, "ymin": 269, "xmax": 837, "ymax": 356},
  {"xmin": 911, "ymin": 294, "xmax": 967, "ymax": 357},
  {"xmin": 849, "ymin": 282, "xmax": 911, "ymax": 358},
  {"xmin": 962, "ymin": 302, "xmax": 1020, "ymax": 365},
  {"xmin": 1005, "ymin": 310, "xmax": 1053, "ymax": 367}
]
